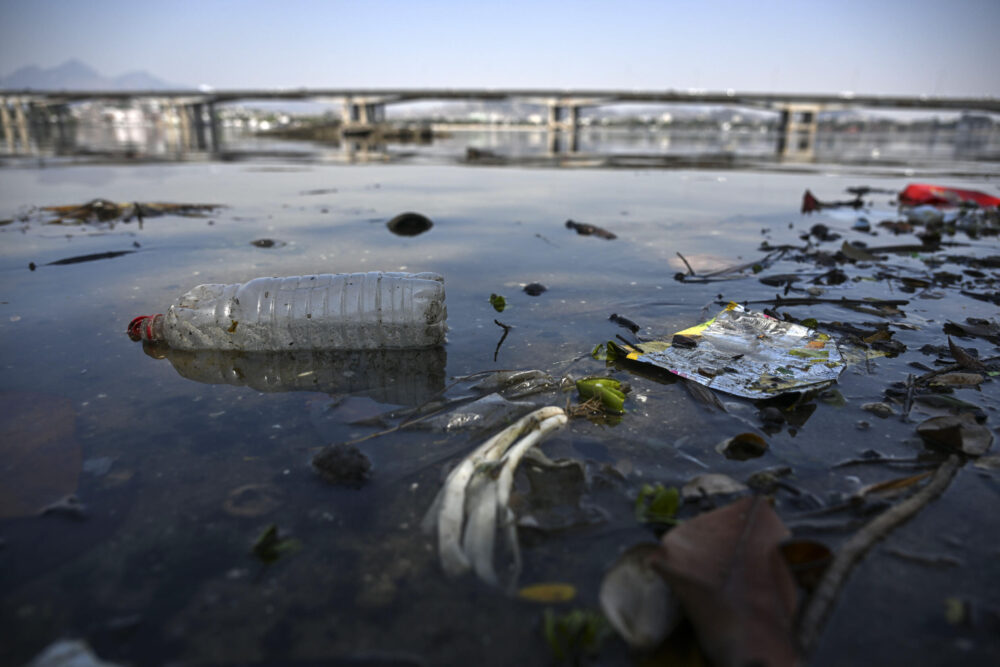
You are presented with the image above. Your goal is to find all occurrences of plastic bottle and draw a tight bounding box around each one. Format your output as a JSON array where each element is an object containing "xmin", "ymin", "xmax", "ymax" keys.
[{"xmin": 128, "ymin": 272, "xmax": 446, "ymax": 350}]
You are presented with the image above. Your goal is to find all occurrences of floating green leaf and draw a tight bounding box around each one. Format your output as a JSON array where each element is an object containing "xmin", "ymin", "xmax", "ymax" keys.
[
  {"xmin": 635, "ymin": 483, "xmax": 680, "ymax": 524},
  {"xmin": 489, "ymin": 293, "xmax": 506, "ymax": 312},
  {"xmin": 543, "ymin": 608, "xmax": 611, "ymax": 663},
  {"xmin": 576, "ymin": 377, "xmax": 626, "ymax": 414},
  {"xmin": 251, "ymin": 524, "xmax": 301, "ymax": 564}
]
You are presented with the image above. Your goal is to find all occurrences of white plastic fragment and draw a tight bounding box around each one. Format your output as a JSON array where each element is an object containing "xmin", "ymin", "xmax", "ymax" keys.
[{"xmin": 422, "ymin": 406, "xmax": 568, "ymax": 587}]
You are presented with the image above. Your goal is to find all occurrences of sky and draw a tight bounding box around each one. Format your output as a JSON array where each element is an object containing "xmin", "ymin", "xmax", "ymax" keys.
[{"xmin": 1, "ymin": 0, "xmax": 999, "ymax": 96}]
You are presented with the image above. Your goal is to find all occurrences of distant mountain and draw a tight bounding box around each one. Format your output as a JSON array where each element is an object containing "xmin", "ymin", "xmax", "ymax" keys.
[{"xmin": 0, "ymin": 59, "xmax": 187, "ymax": 90}]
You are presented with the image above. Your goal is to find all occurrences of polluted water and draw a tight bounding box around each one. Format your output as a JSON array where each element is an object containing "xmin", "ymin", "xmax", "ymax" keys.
[{"xmin": 1, "ymin": 149, "xmax": 999, "ymax": 667}]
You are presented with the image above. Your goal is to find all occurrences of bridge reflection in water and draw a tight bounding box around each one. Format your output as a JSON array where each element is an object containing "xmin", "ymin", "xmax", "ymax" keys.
[{"xmin": 1, "ymin": 88, "xmax": 997, "ymax": 166}]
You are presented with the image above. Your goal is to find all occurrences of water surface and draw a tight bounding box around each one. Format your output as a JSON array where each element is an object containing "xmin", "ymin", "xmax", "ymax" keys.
[{"xmin": 1, "ymin": 152, "xmax": 999, "ymax": 665}]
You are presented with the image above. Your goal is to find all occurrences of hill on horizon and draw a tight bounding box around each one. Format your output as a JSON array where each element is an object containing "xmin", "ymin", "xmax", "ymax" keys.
[{"xmin": 0, "ymin": 58, "xmax": 187, "ymax": 90}]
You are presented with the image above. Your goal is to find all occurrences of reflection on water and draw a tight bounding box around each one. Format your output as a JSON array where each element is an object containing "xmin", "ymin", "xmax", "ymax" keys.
[
  {"xmin": 146, "ymin": 344, "xmax": 446, "ymax": 405},
  {"xmin": 4, "ymin": 107, "xmax": 998, "ymax": 169}
]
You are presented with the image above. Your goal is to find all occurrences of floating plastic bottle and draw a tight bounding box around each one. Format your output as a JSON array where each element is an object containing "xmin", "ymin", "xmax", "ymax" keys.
[{"xmin": 128, "ymin": 272, "xmax": 446, "ymax": 350}]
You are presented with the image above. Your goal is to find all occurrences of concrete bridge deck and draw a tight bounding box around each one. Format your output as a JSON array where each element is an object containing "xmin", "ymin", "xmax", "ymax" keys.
[{"xmin": 2, "ymin": 87, "xmax": 997, "ymax": 160}]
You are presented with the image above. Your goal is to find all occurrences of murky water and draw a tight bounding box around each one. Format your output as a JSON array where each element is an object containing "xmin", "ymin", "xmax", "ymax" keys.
[{"xmin": 1, "ymin": 143, "xmax": 999, "ymax": 665}]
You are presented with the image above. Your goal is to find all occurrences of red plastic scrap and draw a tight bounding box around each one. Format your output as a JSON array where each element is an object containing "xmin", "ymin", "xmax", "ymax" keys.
[{"xmin": 899, "ymin": 183, "xmax": 1000, "ymax": 208}]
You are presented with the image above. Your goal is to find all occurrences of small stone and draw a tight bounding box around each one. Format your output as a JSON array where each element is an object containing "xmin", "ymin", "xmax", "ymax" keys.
[
  {"xmin": 386, "ymin": 212, "xmax": 433, "ymax": 236},
  {"xmin": 861, "ymin": 402, "xmax": 895, "ymax": 418},
  {"xmin": 523, "ymin": 283, "xmax": 547, "ymax": 296},
  {"xmin": 758, "ymin": 406, "xmax": 785, "ymax": 425},
  {"xmin": 312, "ymin": 443, "xmax": 372, "ymax": 487}
]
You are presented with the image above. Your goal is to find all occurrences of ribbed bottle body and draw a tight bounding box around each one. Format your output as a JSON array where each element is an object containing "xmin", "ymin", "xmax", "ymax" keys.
[{"xmin": 161, "ymin": 272, "xmax": 446, "ymax": 350}]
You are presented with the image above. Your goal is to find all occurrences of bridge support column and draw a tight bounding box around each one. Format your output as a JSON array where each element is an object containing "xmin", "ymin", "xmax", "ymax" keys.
[
  {"xmin": 342, "ymin": 97, "xmax": 386, "ymax": 136},
  {"xmin": 547, "ymin": 101, "xmax": 580, "ymax": 133},
  {"xmin": 207, "ymin": 102, "xmax": 221, "ymax": 152},
  {"xmin": 0, "ymin": 99, "xmax": 13, "ymax": 152},
  {"xmin": 52, "ymin": 104, "xmax": 73, "ymax": 149},
  {"xmin": 547, "ymin": 101, "xmax": 581, "ymax": 154},
  {"xmin": 777, "ymin": 103, "xmax": 821, "ymax": 159},
  {"xmin": 191, "ymin": 103, "xmax": 208, "ymax": 150},
  {"xmin": 13, "ymin": 99, "xmax": 31, "ymax": 153},
  {"xmin": 175, "ymin": 104, "xmax": 193, "ymax": 150}
]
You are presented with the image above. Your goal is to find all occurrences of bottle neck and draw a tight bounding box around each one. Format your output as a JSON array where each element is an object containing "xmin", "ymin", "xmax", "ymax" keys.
[{"xmin": 128, "ymin": 314, "xmax": 165, "ymax": 342}]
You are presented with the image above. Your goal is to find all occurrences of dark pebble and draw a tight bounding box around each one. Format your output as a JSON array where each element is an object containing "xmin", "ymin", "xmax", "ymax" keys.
[
  {"xmin": 312, "ymin": 443, "xmax": 372, "ymax": 487},
  {"xmin": 523, "ymin": 283, "xmax": 547, "ymax": 296},
  {"xmin": 758, "ymin": 406, "xmax": 785, "ymax": 425},
  {"xmin": 251, "ymin": 238, "xmax": 286, "ymax": 248},
  {"xmin": 387, "ymin": 212, "xmax": 433, "ymax": 237}
]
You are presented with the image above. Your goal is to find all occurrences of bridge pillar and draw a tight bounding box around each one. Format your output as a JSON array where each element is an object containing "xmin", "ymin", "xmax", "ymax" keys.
[
  {"xmin": 52, "ymin": 104, "xmax": 73, "ymax": 149},
  {"xmin": 777, "ymin": 103, "xmax": 821, "ymax": 159},
  {"xmin": 0, "ymin": 99, "xmax": 13, "ymax": 152},
  {"xmin": 190, "ymin": 103, "xmax": 207, "ymax": 150},
  {"xmin": 207, "ymin": 102, "xmax": 221, "ymax": 152},
  {"xmin": 342, "ymin": 97, "xmax": 386, "ymax": 135},
  {"xmin": 547, "ymin": 101, "xmax": 580, "ymax": 133},
  {"xmin": 174, "ymin": 104, "xmax": 193, "ymax": 150},
  {"xmin": 13, "ymin": 99, "xmax": 31, "ymax": 153}
]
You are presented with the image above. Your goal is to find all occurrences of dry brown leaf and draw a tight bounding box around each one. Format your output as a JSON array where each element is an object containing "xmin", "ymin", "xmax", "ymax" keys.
[
  {"xmin": 929, "ymin": 372, "xmax": 984, "ymax": 387},
  {"xmin": 652, "ymin": 496, "xmax": 798, "ymax": 667},
  {"xmin": 948, "ymin": 336, "xmax": 983, "ymax": 370},
  {"xmin": 854, "ymin": 471, "xmax": 933, "ymax": 500},
  {"xmin": 917, "ymin": 414, "xmax": 994, "ymax": 456}
]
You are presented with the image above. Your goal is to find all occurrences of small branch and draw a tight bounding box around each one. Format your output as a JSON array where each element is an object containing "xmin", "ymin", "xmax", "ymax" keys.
[
  {"xmin": 797, "ymin": 455, "xmax": 961, "ymax": 654},
  {"xmin": 725, "ymin": 296, "xmax": 910, "ymax": 308},
  {"xmin": 494, "ymin": 319, "xmax": 511, "ymax": 362},
  {"xmin": 676, "ymin": 251, "xmax": 696, "ymax": 276}
]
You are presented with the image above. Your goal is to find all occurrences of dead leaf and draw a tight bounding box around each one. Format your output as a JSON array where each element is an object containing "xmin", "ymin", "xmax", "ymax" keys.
[
  {"xmin": 916, "ymin": 414, "xmax": 993, "ymax": 456},
  {"xmin": 854, "ymin": 471, "xmax": 933, "ymax": 500},
  {"xmin": 779, "ymin": 539, "xmax": 831, "ymax": 592},
  {"xmin": 928, "ymin": 373, "xmax": 984, "ymax": 388},
  {"xmin": 947, "ymin": 337, "xmax": 983, "ymax": 370},
  {"xmin": 681, "ymin": 474, "xmax": 749, "ymax": 501},
  {"xmin": 840, "ymin": 241, "xmax": 878, "ymax": 262},
  {"xmin": 565, "ymin": 219, "xmax": 616, "ymax": 239},
  {"xmin": 652, "ymin": 496, "xmax": 798, "ymax": 667},
  {"xmin": 517, "ymin": 582, "xmax": 577, "ymax": 604},
  {"xmin": 0, "ymin": 392, "xmax": 80, "ymax": 519}
]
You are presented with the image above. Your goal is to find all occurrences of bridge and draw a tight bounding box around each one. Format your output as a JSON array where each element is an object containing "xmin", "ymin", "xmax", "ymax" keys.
[{"xmin": 2, "ymin": 87, "xmax": 998, "ymax": 159}]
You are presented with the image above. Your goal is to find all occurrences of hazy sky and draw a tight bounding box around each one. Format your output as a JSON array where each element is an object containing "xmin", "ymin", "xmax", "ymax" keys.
[{"xmin": 2, "ymin": 0, "xmax": 999, "ymax": 96}]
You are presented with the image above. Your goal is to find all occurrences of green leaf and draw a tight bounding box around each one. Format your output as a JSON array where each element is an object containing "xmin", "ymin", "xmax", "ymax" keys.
[
  {"xmin": 489, "ymin": 293, "xmax": 506, "ymax": 312},
  {"xmin": 635, "ymin": 483, "xmax": 680, "ymax": 524},
  {"xmin": 251, "ymin": 524, "xmax": 302, "ymax": 564},
  {"xmin": 576, "ymin": 377, "xmax": 626, "ymax": 414},
  {"xmin": 542, "ymin": 608, "xmax": 611, "ymax": 663}
]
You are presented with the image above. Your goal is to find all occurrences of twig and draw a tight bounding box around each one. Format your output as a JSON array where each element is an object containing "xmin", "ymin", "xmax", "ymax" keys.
[
  {"xmin": 727, "ymin": 297, "xmax": 910, "ymax": 308},
  {"xmin": 797, "ymin": 455, "xmax": 961, "ymax": 654},
  {"xmin": 494, "ymin": 319, "xmax": 511, "ymax": 362},
  {"xmin": 676, "ymin": 251, "xmax": 695, "ymax": 276}
]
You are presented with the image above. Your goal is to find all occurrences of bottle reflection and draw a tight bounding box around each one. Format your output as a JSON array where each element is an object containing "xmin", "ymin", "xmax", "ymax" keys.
[{"xmin": 143, "ymin": 343, "xmax": 446, "ymax": 406}]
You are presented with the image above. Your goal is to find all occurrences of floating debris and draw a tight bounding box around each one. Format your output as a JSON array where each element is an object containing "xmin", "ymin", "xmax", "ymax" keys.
[
  {"xmin": 311, "ymin": 443, "xmax": 372, "ymax": 487},
  {"xmin": 615, "ymin": 303, "xmax": 845, "ymax": 399},
  {"xmin": 386, "ymin": 211, "xmax": 433, "ymax": 236},
  {"xmin": 565, "ymin": 219, "xmax": 616, "ymax": 239}
]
